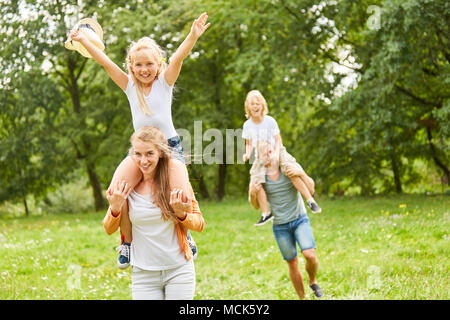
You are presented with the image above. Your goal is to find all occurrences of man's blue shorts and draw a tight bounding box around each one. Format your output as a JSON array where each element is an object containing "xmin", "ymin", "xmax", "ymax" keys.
[{"xmin": 272, "ymin": 214, "xmax": 316, "ymax": 261}]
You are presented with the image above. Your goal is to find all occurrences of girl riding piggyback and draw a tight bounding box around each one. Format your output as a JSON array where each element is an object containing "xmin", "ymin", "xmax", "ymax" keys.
[
  {"xmin": 242, "ymin": 90, "xmax": 322, "ymax": 226},
  {"xmin": 69, "ymin": 12, "xmax": 210, "ymax": 268}
]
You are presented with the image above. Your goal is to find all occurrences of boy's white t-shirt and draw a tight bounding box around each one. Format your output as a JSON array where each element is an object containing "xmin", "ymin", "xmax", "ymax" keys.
[
  {"xmin": 124, "ymin": 71, "xmax": 178, "ymax": 139},
  {"xmin": 242, "ymin": 115, "xmax": 280, "ymax": 156}
]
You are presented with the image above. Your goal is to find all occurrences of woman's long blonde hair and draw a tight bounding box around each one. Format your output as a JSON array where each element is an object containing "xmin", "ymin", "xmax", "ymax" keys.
[
  {"xmin": 126, "ymin": 37, "xmax": 168, "ymax": 116},
  {"xmin": 130, "ymin": 126, "xmax": 177, "ymax": 221},
  {"xmin": 244, "ymin": 90, "xmax": 269, "ymax": 119}
]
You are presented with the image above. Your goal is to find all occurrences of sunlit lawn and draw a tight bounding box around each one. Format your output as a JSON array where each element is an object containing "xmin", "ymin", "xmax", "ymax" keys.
[{"xmin": 0, "ymin": 194, "xmax": 449, "ymax": 300}]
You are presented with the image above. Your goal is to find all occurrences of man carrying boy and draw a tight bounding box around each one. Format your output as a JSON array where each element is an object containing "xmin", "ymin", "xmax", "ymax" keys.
[{"xmin": 249, "ymin": 140, "xmax": 324, "ymax": 299}]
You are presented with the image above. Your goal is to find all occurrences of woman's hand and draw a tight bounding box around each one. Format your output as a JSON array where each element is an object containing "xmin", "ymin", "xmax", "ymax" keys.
[
  {"xmin": 170, "ymin": 189, "xmax": 192, "ymax": 219},
  {"xmin": 106, "ymin": 180, "xmax": 132, "ymax": 214},
  {"xmin": 190, "ymin": 12, "xmax": 211, "ymax": 39}
]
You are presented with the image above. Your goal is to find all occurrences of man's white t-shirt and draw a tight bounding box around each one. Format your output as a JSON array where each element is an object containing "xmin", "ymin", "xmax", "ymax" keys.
[
  {"xmin": 242, "ymin": 115, "xmax": 280, "ymax": 157},
  {"xmin": 124, "ymin": 71, "xmax": 178, "ymax": 139}
]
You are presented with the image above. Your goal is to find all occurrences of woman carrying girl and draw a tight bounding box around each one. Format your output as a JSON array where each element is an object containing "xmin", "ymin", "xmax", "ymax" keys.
[
  {"xmin": 103, "ymin": 126, "xmax": 205, "ymax": 300},
  {"xmin": 69, "ymin": 12, "xmax": 210, "ymax": 267}
]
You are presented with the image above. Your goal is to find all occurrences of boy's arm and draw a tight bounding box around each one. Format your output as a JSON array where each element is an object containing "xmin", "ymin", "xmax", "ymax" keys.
[
  {"xmin": 274, "ymin": 134, "xmax": 282, "ymax": 159},
  {"xmin": 243, "ymin": 139, "xmax": 253, "ymax": 162},
  {"xmin": 70, "ymin": 30, "xmax": 128, "ymax": 91},
  {"xmin": 164, "ymin": 12, "xmax": 210, "ymax": 86}
]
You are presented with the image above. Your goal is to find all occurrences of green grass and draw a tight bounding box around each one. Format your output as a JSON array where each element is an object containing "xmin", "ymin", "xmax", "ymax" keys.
[{"xmin": 0, "ymin": 194, "xmax": 449, "ymax": 300}]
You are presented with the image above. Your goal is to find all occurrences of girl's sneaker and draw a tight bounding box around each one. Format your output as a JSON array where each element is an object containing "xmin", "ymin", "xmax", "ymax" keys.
[
  {"xmin": 187, "ymin": 231, "xmax": 198, "ymax": 260},
  {"xmin": 116, "ymin": 242, "xmax": 131, "ymax": 269}
]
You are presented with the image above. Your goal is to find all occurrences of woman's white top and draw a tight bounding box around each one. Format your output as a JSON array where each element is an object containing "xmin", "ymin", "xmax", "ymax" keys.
[
  {"xmin": 124, "ymin": 71, "xmax": 178, "ymax": 139},
  {"xmin": 128, "ymin": 190, "xmax": 186, "ymax": 270}
]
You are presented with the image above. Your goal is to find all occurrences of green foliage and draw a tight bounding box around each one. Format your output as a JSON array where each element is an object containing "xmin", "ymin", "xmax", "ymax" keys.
[
  {"xmin": 0, "ymin": 68, "xmax": 69, "ymax": 209},
  {"xmin": 40, "ymin": 177, "xmax": 95, "ymax": 214},
  {"xmin": 300, "ymin": 0, "xmax": 449, "ymax": 195},
  {"xmin": 1, "ymin": 0, "xmax": 448, "ymax": 212}
]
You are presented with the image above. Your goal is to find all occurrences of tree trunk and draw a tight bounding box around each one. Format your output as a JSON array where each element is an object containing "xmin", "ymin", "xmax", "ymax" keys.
[
  {"xmin": 427, "ymin": 127, "xmax": 449, "ymax": 185},
  {"xmin": 198, "ymin": 174, "xmax": 210, "ymax": 199},
  {"xmin": 217, "ymin": 162, "xmax": 227, "ymax": 201},
  {"xmin": 210, "ymin": 57, "xmax": 227, "ymax": 201},
  {"xmin": 390, "ymin": 152, "xmax": 403, "ymax": 193},
  {"xmin": 23, "ymin": 196, "xmax": 29, "ymax": 217},
  {"xmin": 86, "ymin": 160, "xmax": 106, "ymax": 211},
  {"xmin": 66, "ymin": 56, "xmax": 106, "ymax": 211}
]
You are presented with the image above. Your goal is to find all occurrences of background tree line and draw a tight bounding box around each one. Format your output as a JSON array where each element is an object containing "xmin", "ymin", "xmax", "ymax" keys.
[{"xmin": 0, "ymin": 0, "xmax": 448, "ymax": 215}]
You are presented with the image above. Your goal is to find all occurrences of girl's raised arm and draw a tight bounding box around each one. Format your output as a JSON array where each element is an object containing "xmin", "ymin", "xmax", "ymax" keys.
[
  {"xmin": 70, "ymin": 30, "xmax": 128, "ymax": 91},
  {"xmin": 164, "ymin": 12, "xmax": 210, "ymax": 86}
]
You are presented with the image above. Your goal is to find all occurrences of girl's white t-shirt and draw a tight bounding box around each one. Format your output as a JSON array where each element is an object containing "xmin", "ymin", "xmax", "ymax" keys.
[
  {"xmin": 242, "ymin": 115, "xmax": 280, "ymax": 155},
  {"xmin": 124, "ymin": 72, "xmax": 178, "ymax": 139},
  {"xmin": 128, "ymin": 190, "xmax": 186, "ymax": 271}
]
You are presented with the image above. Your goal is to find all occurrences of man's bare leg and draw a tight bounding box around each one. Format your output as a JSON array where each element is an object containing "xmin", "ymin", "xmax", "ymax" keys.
[{"xmin": 286, "ymin": 257, "xmax": 306, "ymax": 300}]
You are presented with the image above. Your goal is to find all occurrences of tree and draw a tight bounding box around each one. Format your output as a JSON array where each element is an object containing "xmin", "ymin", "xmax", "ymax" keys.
[
  {"xmin": 0, "ymin": 1, "xmax": 148, "ymax": 210},
  {"xmin": 163, "ymin": 0, "xmax": 340, "ymax": 199},
  {"xmin": 0, "ymin": 69, "xmax": 69, "ymax": 215},
  {"xmin": 301, "ymin": 0, "xmax": 449, "ymax": 194}
]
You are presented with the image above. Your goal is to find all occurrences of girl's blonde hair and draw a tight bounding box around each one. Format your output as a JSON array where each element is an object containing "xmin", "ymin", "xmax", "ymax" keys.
[
  {"xmin": 129, "ymin": 126, "xmax": 177, "ymax": 222},
  {"xmin": 244, "ymin": 89, "xmax": 269, "ymax": 119},
  {"xmin": 126, "ymin": 37, "xmax": 168, "ymax": 116}
]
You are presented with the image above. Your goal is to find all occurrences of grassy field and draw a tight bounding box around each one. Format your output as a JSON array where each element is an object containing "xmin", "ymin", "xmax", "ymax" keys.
[{"xmin": 0, "ymin": 194, "xmax": 449, "ymax": 300}]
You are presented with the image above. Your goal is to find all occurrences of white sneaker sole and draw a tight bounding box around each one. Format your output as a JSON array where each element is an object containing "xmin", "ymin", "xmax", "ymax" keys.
[
  {"xmin": 117, "ymin": 262, "xmax": 130, "ymax": 269},
  {"xmin": 254, "ymin": 216, "xmax": 274, "ymax": 226}
]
